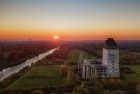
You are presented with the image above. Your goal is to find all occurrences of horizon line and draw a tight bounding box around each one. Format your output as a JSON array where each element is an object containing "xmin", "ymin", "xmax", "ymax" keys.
[{"xmin": 0, "ymin": 39, "xmax": 140, "ymax": 42}]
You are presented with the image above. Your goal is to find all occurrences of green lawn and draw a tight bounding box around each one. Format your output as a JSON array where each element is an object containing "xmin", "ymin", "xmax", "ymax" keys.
[
  {"xmin": 66, "ymin": 49, "xmax": 94, "ymax": 64},
  {"xmin": 6, "ymin": 65, "xmax": 65, "ymax": 89},
  {"xmin": 122, "ymin": 65, "xmax": 140, "ymax": 82}
]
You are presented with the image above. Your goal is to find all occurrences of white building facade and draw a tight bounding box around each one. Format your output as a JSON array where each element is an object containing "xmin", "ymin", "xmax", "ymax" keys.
[
  {"xmin": 102, "ymin": 38, "xmax": 120, "ymax": 77},
  {"xmin": 78, "ymin": 38, "xmax": 120, "ymax": 78}
]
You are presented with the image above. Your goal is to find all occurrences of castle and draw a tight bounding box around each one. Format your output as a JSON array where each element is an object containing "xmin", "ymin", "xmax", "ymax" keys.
[{"xmin": 78, "ymin": 38, "xmax": 120, "ymax": 78}]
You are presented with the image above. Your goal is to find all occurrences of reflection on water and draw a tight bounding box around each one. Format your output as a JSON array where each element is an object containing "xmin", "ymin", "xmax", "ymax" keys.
[{"xmin": 0, "ymin": 48, "xmax": 57, "ymax": 81}]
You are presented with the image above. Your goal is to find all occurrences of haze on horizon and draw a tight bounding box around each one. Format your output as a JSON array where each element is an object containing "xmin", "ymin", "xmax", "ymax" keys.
[{"xmin": 0, "ymin": 0, "xmax": 140, "ymax": 41}]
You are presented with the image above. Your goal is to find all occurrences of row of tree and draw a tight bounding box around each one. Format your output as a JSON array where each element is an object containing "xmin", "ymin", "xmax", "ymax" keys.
[
  {"xmin": 0, "ymin": 41, "xmax": 52, "ymax": 70},
  {"xmin": 120, "ymin": 53, "xmax": 140, "ymax": 65}
]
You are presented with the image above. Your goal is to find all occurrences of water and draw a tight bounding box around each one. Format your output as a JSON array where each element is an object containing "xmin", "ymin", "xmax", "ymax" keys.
[{"xmin": 0, "ymin": 48, "xmax": 58, "ymax": 82}]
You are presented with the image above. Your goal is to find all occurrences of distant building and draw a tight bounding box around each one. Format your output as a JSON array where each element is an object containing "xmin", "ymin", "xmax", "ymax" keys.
[{"xmin": 78, "ymin": 38, "xmax": 120, "ymax": 78}]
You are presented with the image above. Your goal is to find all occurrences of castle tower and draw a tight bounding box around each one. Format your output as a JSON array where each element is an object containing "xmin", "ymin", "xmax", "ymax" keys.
[{"xmin": 102, "ymin": 38, "xmax": 120, "ymax": 77}]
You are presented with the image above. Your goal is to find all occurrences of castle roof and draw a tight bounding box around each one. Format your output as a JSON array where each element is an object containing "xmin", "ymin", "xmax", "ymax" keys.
[{"xmin": 105, "ymin": 38, "xmax": 118, "ymax": 49}]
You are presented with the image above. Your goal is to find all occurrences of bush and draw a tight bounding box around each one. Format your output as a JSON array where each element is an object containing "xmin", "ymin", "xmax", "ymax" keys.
[
  {"xmin": 127, "ymin": 80, "xmax": 137, "ymax": 89},
  {"xmin": 102, "ymin": 78, "xmax": 123, "ymax": 90}
]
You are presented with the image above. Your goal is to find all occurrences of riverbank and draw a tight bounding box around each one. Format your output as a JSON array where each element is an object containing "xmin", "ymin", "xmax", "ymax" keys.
[
  {"xmin": 0, "ymin": 46, "xmax": 72, "ymax": 94},
  {"xmin": 0, "ymin": 48, "xmax": 57, "ymax": 82}
]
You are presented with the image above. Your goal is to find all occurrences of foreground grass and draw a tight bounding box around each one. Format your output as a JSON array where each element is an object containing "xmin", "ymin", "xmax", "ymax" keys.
[
  {"xmin": 122, "ymin": 65, "xmax": 140, "ymax": 82},
  {"xmin": 66, "ymin": 49, "xmax": 94, "ymax": 64},
  {"xmin": 6, "ymin": 65, "xmax": 65, "ymax": 89}
]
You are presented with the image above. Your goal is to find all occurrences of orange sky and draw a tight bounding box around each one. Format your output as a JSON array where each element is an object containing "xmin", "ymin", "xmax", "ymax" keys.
[
  {"xmin": 0, "ymin": 0, "xmax": 140, "ymax": 40},
  {"xmin": 0, "ymin": 28, "xmax": 140, "ymax": 41}
]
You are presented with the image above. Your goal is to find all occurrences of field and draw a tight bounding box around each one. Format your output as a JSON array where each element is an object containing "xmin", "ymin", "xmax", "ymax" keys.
[
  {"xmin": 1, "ymin": 49, "xmax": 94, "ymax": 93},
  {"xmin": 122, "ymin": 65, "xmax": 140, "ymax": 82},
  {"xmin": 6, "ymin": 65, "xmax": 65, "ymax": 89},
  {"xmin": 66, "ymin": 49, "xmax": 94, "ymax": 64}
]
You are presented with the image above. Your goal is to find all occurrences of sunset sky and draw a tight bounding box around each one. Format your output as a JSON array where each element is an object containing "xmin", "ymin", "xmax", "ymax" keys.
[{"xmin": 0, "ymin": 0, "xmax": 140, "ymax": 40}]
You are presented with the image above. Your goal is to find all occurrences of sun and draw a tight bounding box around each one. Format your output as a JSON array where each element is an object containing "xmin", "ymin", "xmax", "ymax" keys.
[{"xmin": 53, "ymin": 35, "xmax": 59, "ymax": 40}]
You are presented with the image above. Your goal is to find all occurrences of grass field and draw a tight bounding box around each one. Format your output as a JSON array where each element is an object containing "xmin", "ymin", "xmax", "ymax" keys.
[
  {"xmin": 4, "ymin": 49, "xmax": 94, "ymax": 90},
  {"xmin": 66, "ymin": 49, "xmax": 94, "ymax": 64},
  {"xmin": 6, "ymin": 65, "xmax": 65, "ymax": 89},
  {"xmin": 122, "ymin": 65, "xmax": 140, "ymax": 82}
]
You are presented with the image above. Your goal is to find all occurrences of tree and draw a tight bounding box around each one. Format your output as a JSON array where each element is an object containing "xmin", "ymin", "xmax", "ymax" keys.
[
  {"xmin": 73, "ymin": 75, "xmax": 104, "ymax": 94},
  {"xmin": 66, "ymin": 70, "xmax": 77, "ymax": 86},
  {"xmin": 88, "ymin": 75, "xmax": 104, "ymax": 94},
  {"xmin": 72, "ymin": 82, "xmax": 90, "ymax": 94},
  {"xmin": 59, "ymin": 64, "xmax": 68, "ymax": 77}
]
